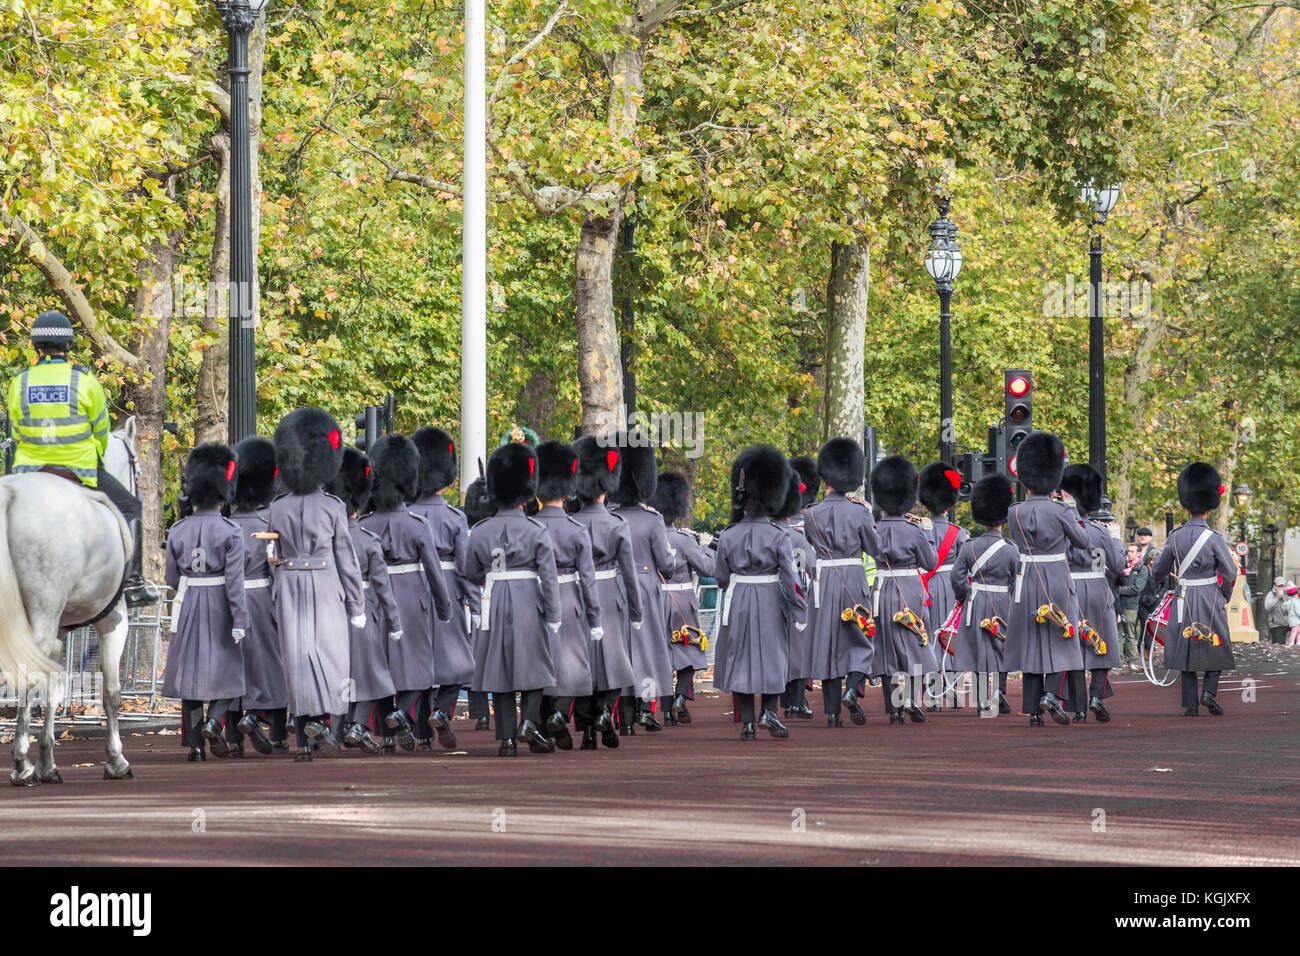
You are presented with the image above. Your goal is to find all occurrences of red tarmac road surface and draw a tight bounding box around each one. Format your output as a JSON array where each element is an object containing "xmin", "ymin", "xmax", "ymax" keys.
[{"xmin": 2, "ymin": 669, "xmax": 1298, "ymax": 866}]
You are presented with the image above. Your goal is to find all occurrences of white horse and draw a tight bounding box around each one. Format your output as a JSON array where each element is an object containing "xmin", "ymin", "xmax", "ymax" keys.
[
  {"xmin": 102, "ymin": 415, "xmax": 138, "ymax": 495},
  {"xmin": 1, "ymin": 472, "xmax": 134, "ymax": 784}
]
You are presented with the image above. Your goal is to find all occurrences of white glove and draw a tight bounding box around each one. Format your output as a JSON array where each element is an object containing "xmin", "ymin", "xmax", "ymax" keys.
[
  {"xmin": 794, "ymin": 622, "xmax": 807, "ymax": 632},
  {"xmin": 471, "ymin": 614, "xmax": 482, "ymax": 630},
  {"xmin": 389, "ymin": 630, "xmax": 403, "ymax": 642},
  {"xmin": 590, "ymin": 626, "xmax": 605, "ymax": 641},
  {"xmin": 698, "ymin": 532, "xmax": 714, "ymax": 548},
  {"xmin": 231, "ymin": 628, "xmax": 245, "ymax": 644},
  {"xmin": 547, "ymin": 621, "xmax": 562, "ymax": 634},
  {"xmin": 631, "ymin": 619, "xmax": 643, "ymax": 631},
  {"xmin": 350, "ymin": 614, "xmax": 367, "ymax": 629}
]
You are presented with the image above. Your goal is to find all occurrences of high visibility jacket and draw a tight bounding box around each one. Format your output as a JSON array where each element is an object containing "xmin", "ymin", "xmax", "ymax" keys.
[{"xmin": 6, "ymin": 357, "xmax": 109, "ymax": 486}]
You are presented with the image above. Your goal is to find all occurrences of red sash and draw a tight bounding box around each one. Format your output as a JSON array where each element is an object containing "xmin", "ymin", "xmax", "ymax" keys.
[{"xmin": 920, "ymin": 524, "xmax": 960, "ymax": 607}]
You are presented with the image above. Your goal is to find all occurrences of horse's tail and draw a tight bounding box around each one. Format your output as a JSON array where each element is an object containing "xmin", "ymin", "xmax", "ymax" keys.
[{"xmin": 0, "ymin": 483, "xmax": 63, "ymax": 689}]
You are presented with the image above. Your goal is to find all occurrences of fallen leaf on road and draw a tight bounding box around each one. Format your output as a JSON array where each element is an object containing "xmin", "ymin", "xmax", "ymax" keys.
[{"xmin": 1150, "ymin": 767, "xmax": 1173, "ymax": 773}]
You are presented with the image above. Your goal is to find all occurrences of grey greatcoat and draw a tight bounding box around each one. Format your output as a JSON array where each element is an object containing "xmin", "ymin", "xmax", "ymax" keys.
[
  {"xmin": 1150, "ymin": 517, "xmax": 1237, "ymax": 672},
  {"xmin": 344, "ymin": 519, "xmax": 400, "ymax": 702},
  {"xmin": 1069, "ymin": 519, "xmax": 1126, "ymax": 671},
  {"xmin": 949, "ymin": 531, "xmax": 1020, "ymax": 674},
  {"xmin": 803, "ymin": 493, "xmax": 879, "ymax": 679},
  {"xmin": 926, "ymin": 515, "xmax": 971, "ymax": 669},
  {"xmin": 359, "ymin": 507, "xmax": 452, "ymax": 693},
  {"xmin": 712, "ymin": 517, "xmax": 804, "ymax": 695},
  {"xmin": 871, "ymin": 517, "xmax": 940, "ymax": 678},
  {"xmin": 227, "ymin": 508, "xmax": 288, "ymax": 710},
  {"xmin": 162, "ymin": 510, "xmax": 248, "ymax": 702},
  {"xmin": 464, "ymin": 507, "xmax": 562, "ymax": 693},
  {"xmin": 266, "ymin": 490, "xmax": 365, "ymax": 716},
  {"xmin": 1004, "ymin": 495, "xmax": 1088, "ymax": 675},
  {"xmin": 535, "ymin": 504, "xmax": 601, "ymax": 697},
  {"xmin": 781, "ymin": 520, "xmax": 815, "ymax": 682},
  {"xmin": 612, "ymin": 503, "xmax": 679, "ymax": 701},
  {"xmin": 662, "ymin": 526, "xmax": 713, "ymax": 673},
  {"xmin": 409, "ymin": 494, "xmax": 477, "ymax": 688},
  {"xmin": 570, "ymin": 502, "xmax": 640, "ymax": 693}
]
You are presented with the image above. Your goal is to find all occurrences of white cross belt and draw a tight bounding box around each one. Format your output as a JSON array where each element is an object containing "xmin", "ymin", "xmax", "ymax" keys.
[{"xmin": 722, "ymin": 574, "xmax": 779, "ymax": 626}]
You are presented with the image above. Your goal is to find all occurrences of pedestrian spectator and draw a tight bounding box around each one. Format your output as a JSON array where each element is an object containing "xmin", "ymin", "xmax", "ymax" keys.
[
  {"xmin": 1138, "ymin": 546, "xmax": 1164, "ymax": 638},
  {"xmin": 1135, "ymin": 526, "xmax": 1155, "ymax": 562},
  {"xmin": 1117, "ymin": 543, "xmax": 1147, "ymax": 671},
  {"xmin": 1286, "ymin": 584, "xmax": 1300, "ymax": 646},
  {"xmin": 1264, "ymin": 577, "xmax": 1290, "ymax": 644}
]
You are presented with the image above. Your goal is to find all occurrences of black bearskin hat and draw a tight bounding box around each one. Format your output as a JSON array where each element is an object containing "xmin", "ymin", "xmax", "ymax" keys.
[
  {"xmin": 918, "ymin": 462, "xmax": 962, "ymax": 514},
  {"xmin": 1014, "ymin": 430, "xmax": 1066, "ymax": 496},
  {"xmin": 369, "ymin": 434, "xmax": 420, "ymax": 511},
  {"xmin": 970, "ymin": 475, "xmax": 1014, "ymax": 527},
  {"xmin": 232, "ymin": 436, "xmax": 276, "ymax": 512},
  {"xmin": 870, "ymin": 455, "xmax": 918, "ymax": 517},
  {"xmin": 610, "ymin": 428, "xmax": 658, "ymax": 505},
  {"xmin": 462, "ymin": 477, "xmax": 492, "ymax": 525},
  {"xmin": 790, "ymin": 455, "xmax": 820, "ymax": 508},
  {"xmin": 730, "ymin": 445, "xmax": 789, "ymax": 521},
  {"xmin": 817, "ymin": 437, "xmax": 865, "ymax": 494},
  {"xmin": 273, "ymin": 407, "xmax": 344, "ymax": 494},
  {"xmin": 411, "ymin": 426, "xmax": 457, "ymax": 497},
  {"xmin": 185, "ymin": 443, "xmax": 238, "ymax": 511},
  {"xmin": 536, "ymin": 441, "xmax": 578, "ymax": 502},
  {"xmin": 574, "ymin": 435, "xmax": 623, "ymax": 502},
  {"xmin": 326, "ymin": 446, "xmax": 372, "ymax": 516},
  {"xmin": 487, "ymin": 442, "xmax": 538, "ymax": 507},
  {"xmin": 774, "ymin": 467, "xmax": 804, "ymax": 521},
  {"xmin": 1177, "ymin": 462, "xmax": 1223, "ymax": 514},
  {"xmin": 651, "ymin": 472, "xmax": 689, "ymax": 525},
  {"xmin": 1060, "ymin": 463, "xmax": 1103, "ymax": 515}
]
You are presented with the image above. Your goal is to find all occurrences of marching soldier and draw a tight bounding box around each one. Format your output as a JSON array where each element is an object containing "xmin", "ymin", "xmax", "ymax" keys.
[
  {"xmin": 1149, "ymin": 464, "xmax": 1238, "ymax": 716},
  {"xmin": 774, "ymin": 469, "xmax": 815, "ymax": 719},
  {"xmin": 917, "ymin": 462, "xmax": 969, "ymax": 709},
  {"xmin": 461, "ymin": 476, "xmax": 494, "ymax": 730},
  {"xmin": 5, "ymin": 311, "xmax": 157, "ymax": 606}
]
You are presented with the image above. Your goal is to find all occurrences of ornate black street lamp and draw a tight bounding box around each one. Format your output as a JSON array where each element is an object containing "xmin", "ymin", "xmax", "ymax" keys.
[
  {"xmin": 924, "ymin": 193, "xmax": 962, "ymax": 465},
  {"xmin": 1078, "ymin": 179, "xmax": 1120, "ymax": 515}
]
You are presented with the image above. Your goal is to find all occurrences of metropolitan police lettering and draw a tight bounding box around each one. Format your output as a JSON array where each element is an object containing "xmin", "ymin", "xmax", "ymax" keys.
[{"xmin": 28, "ymin": 383, "xmax": 69, "ymax": 404}]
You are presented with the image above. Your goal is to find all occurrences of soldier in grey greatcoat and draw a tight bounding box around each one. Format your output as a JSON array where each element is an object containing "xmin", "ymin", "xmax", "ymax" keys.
[
  {"xmin": 712, "ymin": 445, "xmax": 805, "ymax": 741},
  {"xmin": 464, "ymin": 442, "xmax": 563, "ymax": 756},
  {"xmin": 768, "ymin": 469, "xmax": 814, "ymax": 720},
  {"xmin": 805, "ymin": 438, "xmax": 879, "ymax": 726},
  {"xmin": 1003, "ymin": 431, "xmax": 1088, "ymax": 728},
  {"xmin": 266, "ymin": 408, "xmax": 366, "ymax": 761},
  {"xmin": 1060, "ymin": 464, "xmax": 1126, "ymax": 722},
  {"xmin": 918, "ymin": 462, "xmax": 970, "ymax": 709},
  {"xmin": 359, "ymin": 434, "xmax": 452, "ymax": 751},
  {"xmin": 950, "ymin": 476, "xmax": 1019, "ymax": 716},
  {"xmin": 225, "ymin": 436, "xmax": 289, "ymax": 756},
  {"xmin": 461, "ymin": 476, "xmax": 494, "ymax": 729},
  {"xmin": 163, "ymin": 443, "xmax": 248, "ymax": 761},
  {"xmin": 569, "ymin": 437, "xmax": 640, "ymax": 747},
  {"xmin": 1150, "ymin": 463, "xmax": 1238, "ymax": 716}
]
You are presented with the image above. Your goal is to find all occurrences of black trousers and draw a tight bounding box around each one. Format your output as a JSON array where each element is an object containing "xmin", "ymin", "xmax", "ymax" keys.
[
  {"xmin": 1022, "ymin": 672, "xmax": 1067, "ymax": 714},
  {"xmin": 1269, "ymin": 625, "xmax": 1289, "ymax": 645},
  {"xmin": 573, "ymin": 689, "xmax": 619, "ymax": 730},
  {"xmin": 180, "ymin": 699, "xmax": 234, "ymax": 748},
  {"xmin": 822, "ymin": 677, "xmax": 843, "ymax": 716},
  {"xmin": 1090, "ymin": 668, "xmax": 1109, "ymax": 700},
  {"xmin": 676, "ymin": 667, "xmax": 695, "ymax": 701},
  {"xmin": 493, "ymin": 690, "xmax": 543, "ymax": 740},
  {"xmin": 431, "ymin": 684, "xmax": 460, "ymax": 718},
  {"xmin": 781, "ymin": 678, "xmax": 807, "ymax": 709},
  {"xmin": 350, "ymin": 699, "xmax": 386, "ymax": 732},
  {"xmin": 96, "ymin": 463, "xmax": 140, "ymax": 523},
  {"xmin": 468, "ymin": 690, "xmax": 492, "ymax": 719},
  {"xmin": 1182, "ymin": 670, "xmax": 1221, "ymax": 710},
  {"xmin": 734, "ymin": 693, "xmax": 780, "ymax": 724}
]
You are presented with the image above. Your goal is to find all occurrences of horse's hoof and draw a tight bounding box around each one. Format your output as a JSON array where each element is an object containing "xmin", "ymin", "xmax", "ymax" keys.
[
  {"xmin": 103, "ymin": 765, "xmax": 133, "ymax": 781},
  {"xmin": 40, "ymin": 770, "xmax": 63, "ymax": 784},
  {"xmin": 10, "ymin": 771, "xmax": 39, "ymax": 788}
]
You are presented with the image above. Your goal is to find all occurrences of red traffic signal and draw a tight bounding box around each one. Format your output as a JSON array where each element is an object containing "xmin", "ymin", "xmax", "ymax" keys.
[{"xmin": 1007, "ymin": 376, "xmax": 1029, "ymax": 397}]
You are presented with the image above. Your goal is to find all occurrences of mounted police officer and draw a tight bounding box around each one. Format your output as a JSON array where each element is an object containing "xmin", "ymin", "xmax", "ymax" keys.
[{"xmin": 5, "ymin": 310, "xmax": 158, "ymax": 606}]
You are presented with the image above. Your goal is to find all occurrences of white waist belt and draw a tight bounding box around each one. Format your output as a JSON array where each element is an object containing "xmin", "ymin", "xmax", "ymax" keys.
[
  {"xmin": 872, "ymin": 568, "xmax": 922, "ymax": 616},
  {"xmin": 244, "ymin": 577, "xmax": 271, "ymax": 590},
  {"xmin": 439, "ymin": 560, "xmax": 457, "ymax": 572},
  {"xmin": 662, "ymin": 582, "xmax": 694, "ymax": 592},
  {"xmin": 722, "ymin": 574, "xmax": 780, "ymax": 626},
  {"xmin": 1015, "ymin": 553, "xmax": 1068, "ymax": 603},
  {"xmin": 388, "ymin": 563, "xmax": 423, "ymax": 575},
  {"xmin": 556, "ymin": 572, "xmax": 579, "ymax": 585},
  {"xmin": 1071, "ymin": 571, "xmax": 1106, "ymax": 580},
  {"xmin": 362, "ymin": 580, "xmax": 371, "ymax": 590},
  {"xmin": 814, "ymin": 557, "xmax": 864, "ymax": 608},
  {"xmin": 965, "ymin": 582, "xmax": 1010, "ymax": 624},
  {"xmin": 1177, "ymin": 576, "xmax": 1220, "ymax": 621},
  {"xmin": 594, "ymin": 569, "xmax": 618, "ymax": 580},
  {"xmin": 170, "ymin": 576, "xmax": 225, "ymax": 633},
  {"xmin": 481, "ymin": 570, "xmax": 541, "ymax": 629}
]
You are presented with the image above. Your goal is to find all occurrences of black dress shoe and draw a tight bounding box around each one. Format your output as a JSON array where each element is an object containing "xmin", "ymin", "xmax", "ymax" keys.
[
  {"xmin": 271, "ymin": 739, "xmax": 290, "ymax": 754},
  {"xmin": 998, "ymin": 692, "xmax": 1012, "ymax": 716},
  {"xmin": 740, "ymin": 722, "xmax": 757, "ymax": 741},
  {"xmin": 1028, "ymin": 714, "xmax": 1045, "ymax": 727},
  {"xmin": 827, "ymin": 715, "xmax": 844, "ymax": 727},
  {"xmin": 546, "ymin": 712, "xmax": 573, "ymax": 750},
  {"xmin": 305, "ymin": 721, "xmax": 341, "ymax": 757},
  {"xmin": 1201, "ymin": 692, "xmax": 1224, "ymax": 716},
  {"xmin": 384, "ymin": 710, "xmax": 417, "ymax": 751},
  {"xmin": 517, "ymin": 720, "xmax": 555, "ymax": 754},
  {"xmin": 788, "ymin": 704, "xmax": 814, "ymax": 719},
  {"xmin": 758, "ymin": 710, "xmax": 789, "ymax": 739},
  {"xmin": 1089, "ymin": 697, "xmax": 1111, "ymax": 722},
  {"xmin": 417, "ymin": 739, "xmax": 434, "ymax": 752},
  {"xmin": 187, "ymin": 745, "xmax": 206, "ymax": 762},
  {"xmin": 1072, "ymin": 712, "xmax": 1087, "ymax": 723},
  {"xmin": 381, "ymin": 736, "xmax": 397, "ymax": 754},
  {"xmin": 662, "ymin": 711, "xmax": 679, "ymax": 726},
  {"xmin": 201, "ymin": 719, "xmax": 231, "ymax": 757},
  {"xmin": 1183, "ymin": 707, "xmax": 1199, "ymax": 717},
  {"xmin": 237, "ymin": 714, "xmax": 274, "ymax": 755},
  {"xmin": 580, "ymin": 727, "xmax": 598, "ymax": 750},
  {"xmin": 1040, "ymin": 693, "xmax": 1071, "ymax": 726},
  {"xmin": 596, "ymin": 708, "xmax": 620, "ymax": 748},
  {"xmin": 618, "ymin": 725, "xmax": 636, "ymax": 737},
  {"xmin": 476, "ymin": 716, "xmax": 492, "ymax": 731},
  {"xmin": 294, "ymin": 747, "xmax": 313, "ymax": 762},
  {"xmin": 889, "ymin": 713, "xmax": 906, "ymax": 725},
  {"xmin": 344, "ymin": 724, "xmax": 382, "ymax": 754},
  {"xmin": 429, "ymin": 709, "xmax": 458, "ymax": 750},
  {"xmin": 842, "ymin": 688, "xmax": 866, "ymax": 725},
  {"xmin": 227, "ymin": 741, "xmax": 245, "ymax": 758},
  {"xmin": 673, "ymin": 695, "xmax": 693, "ymax": 724},
  {"xmin": 498, "ymin": 738, "xmax": 518, "ymax": 757},
  {"xmin": 638, "ymin": 709, "xmax": 663, "ymax": 732},
  {"xmin": 340, "ymin": 723, "xmax": 359, "ymax": 747},
  {"xmin": 905, "ymin": 701, "xmax": 926, "ymax": 723}
]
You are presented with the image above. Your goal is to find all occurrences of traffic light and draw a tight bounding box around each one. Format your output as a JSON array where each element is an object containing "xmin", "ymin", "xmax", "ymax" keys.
[
  {"xmin": 355, "ymin": 395, "xmax": 396, "ymax": 452},
  {"xmin": 1004, "ymin": 369, "xmax": 1033, "ymax": 460}
]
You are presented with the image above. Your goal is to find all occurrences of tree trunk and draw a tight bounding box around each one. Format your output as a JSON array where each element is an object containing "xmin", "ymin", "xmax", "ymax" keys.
[
  {"xmin": 576, "ymin": 207, "xmax": 625, "ymax": 436},
  {"xmin": 822, "ymin": 242, "xmax": 869, "ymax": 464},
  {"xmin": 1110, "ymin": 314, "xmax": 1168, "ymax": 531}
]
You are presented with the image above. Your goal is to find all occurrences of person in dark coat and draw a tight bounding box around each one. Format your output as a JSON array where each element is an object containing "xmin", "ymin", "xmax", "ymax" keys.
[
  {"xmin": 1060, "ymin": 463, "xmax": 1126, "ymax": 722},
  {"xmin": 359, "ymin": 434, "xmax": 453, "ymax": 751},
  {"xmin": 870, "ymin": 456, "xmax": 939, "ymax": 724},
  {"xmin": 772, "ymin": 469, "xmax": 815, "ymax": 719},
  {"xmin": 949, "ymin": 476, "xmax": 1018, "ymax": 717},
  {"xmin": 569, "ymin": 436, "xmax": 640, "ymax": 747},
  {"xmin": 267, "ymin": 408, "xmax": 367, "ymax": 761},
  {"xmin": 609, "ymin": 430, "xmax": 679, "ymax": 732},
  {"xmin": 1003, "ymin": 431, "xmax": 1088, "ymax": 728},
  {"xmin": 163, "ymin": 443, "xmax": 248, "ymax": 761},
  {"xmin": 325, "ymin": 448, "xmax": 402, "ymax": 754},
  {"xmin": 464, "ymin": 442, "xmax": 563, "ymax": 756},
  {"xmin": 225, "ymin": 436, "xmax": 289, "ymax": 756},
  {"xmin": 713, "ymin": 445, "xmax": 804, "ymax": 740},
  {"xmin": 1150, "ymin": 463, "xmax": 1238, "ymax": 716},
  {"xmin": 650, "ymin": 471, "xmax": 714, "ymax": 724},
  {"xmin": 788, "ymin": 455, "xmax": 820, "ymax": 533},
  {"xmin": 917, "ymin": 462, "xmax": 970, "ymax": 710},
  {"xmin": 461, "ymin": 475, "xmax": 494, "ymax": 729},
  {"xmin": 804, "ymin": 437, "xmax": 879, "ymax": 726},
  {"xmin": 409, "ymin": 427, "xmax": 476, "ymax": 749}
]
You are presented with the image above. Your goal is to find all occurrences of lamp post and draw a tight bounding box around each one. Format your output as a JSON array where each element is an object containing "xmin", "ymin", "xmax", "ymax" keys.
[
  {"xmin": 1234, "ymin": 483, "xmax": 1253, "ymax": 572},
  {"xmin": 1078, "ymin": 179, "xmax": 1121, "ymax": 516},
  {"xmin": 925, "ymin": 193, "xmax": 963, "ymax": 465},
  {"xmin": 216, "ymin": 0, "xmax": 270, "ymax": 445}
]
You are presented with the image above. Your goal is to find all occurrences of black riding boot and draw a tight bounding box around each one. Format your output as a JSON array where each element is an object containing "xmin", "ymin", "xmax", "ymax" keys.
[{"xmin": 123, "ymin": 518, "xmax": 160, "ymax": 607}]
